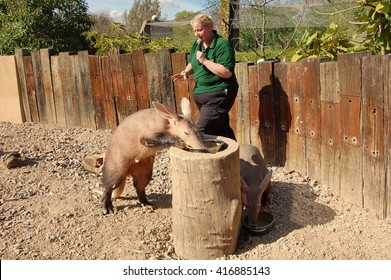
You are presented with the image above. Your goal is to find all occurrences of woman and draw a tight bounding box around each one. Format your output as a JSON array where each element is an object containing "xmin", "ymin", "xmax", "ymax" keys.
[{"xmin": 171, "ymin": 14, "xmax": 238, "ymax": 140}]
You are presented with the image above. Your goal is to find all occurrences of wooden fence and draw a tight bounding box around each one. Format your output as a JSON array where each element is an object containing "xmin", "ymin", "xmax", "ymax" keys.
[{"xmin": 12, "ymin": 48, "xmax": 391, "ymax": 219}]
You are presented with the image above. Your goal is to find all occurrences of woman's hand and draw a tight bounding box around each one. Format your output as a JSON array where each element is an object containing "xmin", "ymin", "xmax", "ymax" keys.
[
  {"xmin": 171, "ymin": 72, "xmax": 186, "ymax": 81},
  {"xmin": 196, "ymin": 51, "xmax": 207, "ymax": 64}
]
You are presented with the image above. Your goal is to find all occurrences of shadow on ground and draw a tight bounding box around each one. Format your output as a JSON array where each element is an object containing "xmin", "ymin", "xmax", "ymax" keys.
[{"xmin": 236, "ymin": 180, "xmax": 336, "ymax": 253}]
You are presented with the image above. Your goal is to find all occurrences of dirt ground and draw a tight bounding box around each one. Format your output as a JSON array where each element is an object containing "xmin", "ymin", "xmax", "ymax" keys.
[{"xmin": 1, "ymin": 121, "xmax": 390, "ymax": 260}]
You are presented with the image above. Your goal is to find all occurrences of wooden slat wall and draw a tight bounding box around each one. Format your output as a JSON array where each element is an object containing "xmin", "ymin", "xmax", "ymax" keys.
[{"xmin": 11, "ymin": 49, "xmax": 390, "ymax": 219}]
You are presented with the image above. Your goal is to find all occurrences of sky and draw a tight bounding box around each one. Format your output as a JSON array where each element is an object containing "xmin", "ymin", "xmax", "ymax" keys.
[{"xmin": 85, "ymin": 0, "xmax": 204, "ymax": 22}]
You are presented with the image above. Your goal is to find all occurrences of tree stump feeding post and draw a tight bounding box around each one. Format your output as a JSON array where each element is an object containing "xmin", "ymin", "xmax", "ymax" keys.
[{"xmin": 169, "ymin": 136, "xmax": 242, "ymax": 259}]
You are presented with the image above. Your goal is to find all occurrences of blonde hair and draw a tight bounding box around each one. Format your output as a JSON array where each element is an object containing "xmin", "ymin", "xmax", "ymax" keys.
[{"xmin": 191, "ymin": 14, "xmax": 214, "ymax": 28}]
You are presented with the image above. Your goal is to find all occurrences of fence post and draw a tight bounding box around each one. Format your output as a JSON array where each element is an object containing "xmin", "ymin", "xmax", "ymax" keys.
[
  {"xmin": 338, "ymin": 52, "xmax": 371, "ymax": 208},
  {"xmin": 320, "ymin": 61, "xmax": 341, "ymax": 196},
  {"xmin": 14, "ymin": 48, "xmax": 39, "ymax": 123},
  {"xmin": 362, "ymin": 55, "xmax": 388, "ymax": 218}
]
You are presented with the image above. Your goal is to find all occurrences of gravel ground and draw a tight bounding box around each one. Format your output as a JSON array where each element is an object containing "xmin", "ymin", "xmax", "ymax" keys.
[{"xmin": 1, "ymin": 121, "xmax": 390, "ymax": 260}]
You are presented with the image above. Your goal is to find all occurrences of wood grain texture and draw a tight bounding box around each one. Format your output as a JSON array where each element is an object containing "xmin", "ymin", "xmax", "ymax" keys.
[
  {"xmin": 170, "ymin": 137, "xmax": 241, "ymax": 259},
  {"xmin": 362, "ymin": 55, "xmax": 387, "ymax": 218},
  {"xmin": 235, "ymin": 62, "xmax": 250, "ymax": 144}
]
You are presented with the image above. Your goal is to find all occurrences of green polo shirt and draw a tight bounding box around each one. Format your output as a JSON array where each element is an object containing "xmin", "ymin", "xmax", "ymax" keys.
[{"xmin": 190, "ymin": 30, "xmax": 236, "ymax": 94}]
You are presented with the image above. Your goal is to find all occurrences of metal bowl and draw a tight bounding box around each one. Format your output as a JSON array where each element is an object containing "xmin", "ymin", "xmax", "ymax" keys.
[{"xmin": 243, "ymin": 211, "xmax": 275, "ymax": 235}]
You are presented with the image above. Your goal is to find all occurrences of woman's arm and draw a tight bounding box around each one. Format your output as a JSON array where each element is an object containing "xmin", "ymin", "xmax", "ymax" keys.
[
  {"xmin": 196, "ymin": 51, "xmax": 233, "ymax": 79},
  {"xmin": 171, "ymin": 63, "xmax": 193, "ymax": 81}
]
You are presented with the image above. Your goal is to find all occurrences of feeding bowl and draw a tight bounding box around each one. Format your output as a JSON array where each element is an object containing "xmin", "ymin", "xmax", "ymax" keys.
[
  {"xmin": 243, "ymin": 211, "xmax": 275, "ymax": 235},
  {"xmin": 185, "ymin": 138, "xmax": 227, "ymax": 154}
]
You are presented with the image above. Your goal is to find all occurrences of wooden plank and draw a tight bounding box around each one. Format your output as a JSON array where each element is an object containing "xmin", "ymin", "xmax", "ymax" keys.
[
  {"xmin": 39, "ymin": 49, "xmax": 56, "ymax": 124},
  {"xmin": 31, "ymin": 51, "xmax": 47, "ymax": 122},
  {"xmin": 338, "ymin": 52, "xmax": 370, "ymax": 207},
  {"xmin": 320, "ymin": 101, "xmax": 341, "ymax": 195},
  {"xmin": 320, "ymin": 61, "xmax": 340, "ymax": 195},
  {"xmin": 338, "ymin": 52, "xmax": 371, "ymax": 97},
  {"xmin": 340, "ymin": 95, "xmax": 362, "ymax": 206},
  {"xmin": 89, "ymin": 56, "xmax": 106, "ymax": 129},
  {"xmin": 69, "ymin": 54, "xmax": 83, "ymax": 127},
  {"xmin": 51, "ymin": 56, "xmax": 66, "ymax": 126},
  {"xmin": 132, "ymin": 49, "xmax": 149, "ymax": 110},
  {"xmin": 320, "ymin": 61, "xmax": 340, "ymax": 103},
  {"xmin": 101, "ymin": 56, "xmax": 118, "ymax": 129},
  {"xmin": 286, "ymin": 62, "xmax": 306, "ymax": 174},
  {"xmin": 145, "ymin": 52, "xmax": 162, "ymax": 105},
  {"xmin": 171, "ymin": 52, "xmax": 189, "ymax": 114},
  {"xmin": 158, "ymin": 49, "xmax": 175, "ymax": 110},
  {"xmin": 362, "ymin": 55, "xmax": 387, "ymax": 218},
  {"xmin": 59, "ymin": 52, "xmax": 82, "ymax": 127},
  {"xmin": 186, "ymin": 54, "xmax": 199, "ymax": 123},
  {"xmin": 59, "ymin": 52, "xmax": 77, "ymax": 126},
  {"xmin": 229, "ymin": 88, "xmax": 237, "ymax": 140},
  {"xmin": 273, "ymin": 62, "xmax": 290, "ymax": 166},
  {"xmin": 386, "ymin": 56, "xmax": 391, "ymax": 219},
  {"xmin": 120, "ymin": 53, "xmax": 137, "ymax": 116},
  {"xmin": 14, "ymin": 49, "xmax": 31, "ymax": 122},
  {"xmin": 303, "ymin": 58, "xmax": 321, "ymax": 181},
  {"xmin": 257, "ymin": 62, "xmax": 276, "ymax": 164},
  {"xmin": 23, "ymin": 55, "xmax": 40, "ymax": 123},
  {"xmin": 248, "ymin": 65, "xmax": 261, "ymax": 148},
  {"xmin": 109, "ymin": 51, "xmax": 127, "ymax": 124},
  {"xmin": 235, "ymin": 62, "xmax": 250, "ymax": 144},
  {"xmin": 77, "ymin": 51, "xmax": 96, "ymax": 129}
]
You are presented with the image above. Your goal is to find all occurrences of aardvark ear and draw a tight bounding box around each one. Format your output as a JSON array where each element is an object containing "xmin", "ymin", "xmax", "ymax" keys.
[
  {"xmin": 240, "ymin": 176, "xmax": 249, "ymax": 204},
  {"xmin": 152, "ymin": 101, "xmax": 180, "ymax": 121},
  {"xmin": 180, "ymin": 97, "xmax": 192, "ymax": 120},
  {"xmin": 257, "ymin": 170, "xmax": 273, "ymax": 194}
]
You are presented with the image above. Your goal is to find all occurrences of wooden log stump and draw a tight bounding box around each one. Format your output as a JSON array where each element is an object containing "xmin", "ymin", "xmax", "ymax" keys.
[{"xmin": 169, "ymin": 136, "xmax": 242, "ymax": 259}]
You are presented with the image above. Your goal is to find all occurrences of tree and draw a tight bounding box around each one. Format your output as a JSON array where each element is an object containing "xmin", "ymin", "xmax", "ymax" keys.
[
  {"xmin": 351, "ymin": 0, "xmax": 390, "ymax": 55},
  {"xmin": 303, "ymin": 0, "xmax": 391, "ymax": 57},
  {"xmin": 0, "ymin": 0, "xmax": 93, "ymax": 55},
  {"xmin": 238, "ymin": 0, "xmax": 313, "ymax": 59},
  {"xmin": 90, "ymin": 10, "xmax": 114, "ymax": 33},
  {"xmin": 125, "ymin": 0, "xmax": 161, "ymax": 34},
  {"xmin": 172, "ymin": 11, "xmax": 196, "ymax": 51},
  {"xmin": 201, "ymin": 0, "xmax": 221, "ymax": 22}
]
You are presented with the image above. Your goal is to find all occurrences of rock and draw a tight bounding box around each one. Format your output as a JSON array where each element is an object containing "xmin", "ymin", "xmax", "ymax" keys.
[
  {"xmin": 2, "ymin": 152, "xmax": 28, "ymax": 168},
  {"xmin": 82, "ymin": 153, "xmax": 105, "ymax": 174}
]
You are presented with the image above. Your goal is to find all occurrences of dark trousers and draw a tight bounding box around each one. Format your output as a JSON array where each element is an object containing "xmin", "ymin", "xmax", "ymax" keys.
[{"xmin": 194, "ymin": 82, "xmax": 238, "ymax": 140}]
